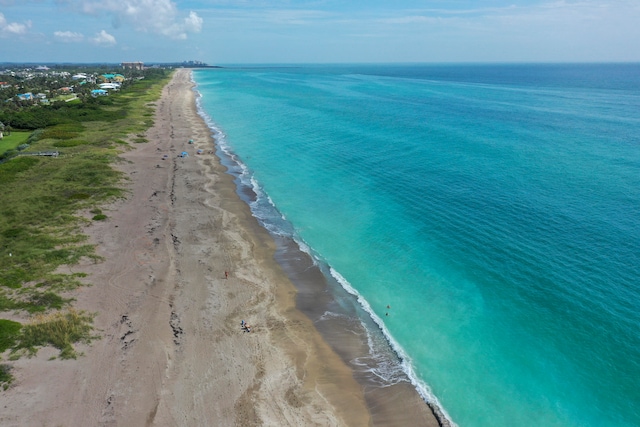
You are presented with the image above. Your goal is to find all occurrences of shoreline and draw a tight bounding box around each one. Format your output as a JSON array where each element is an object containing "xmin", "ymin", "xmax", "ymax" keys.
[
  {"xmin": 192, "ymin": 71, "xmax": 444, "ymax": 426},
  {"xmin": 0, "ymin": 68, "xmax": 439, "ymax": 426}
]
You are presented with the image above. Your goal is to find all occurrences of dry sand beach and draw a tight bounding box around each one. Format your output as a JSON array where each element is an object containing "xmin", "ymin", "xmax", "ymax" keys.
[{"xmin": 0, "ymin": 69, "xmax": 440, "ymax": 426}]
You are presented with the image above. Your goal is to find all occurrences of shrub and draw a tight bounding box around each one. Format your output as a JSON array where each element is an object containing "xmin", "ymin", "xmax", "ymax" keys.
[
  {"xmin": 0, "ymin": 319, "xmax": 22, "ymax": 352},
  {"xmin": 0, "ymin": 149, "xmax": 15, "ymax": 161},
  {"xmin": 0, "ymin": 364, "xmax": 13, "ymax": 390},
  {"xmin": 26, "ymin": 291, "xmax": 68, "ymax": 312},
  {"xmin": 35, "ymin": 124, "xmax": 83, "ymax": 141},
  {"xmin": 26, "ymin": 129, "xmax": 43, "ymax": 143},
  {"xmin": 13, "ymin": 309, "xmax": 95, "ymax": 359}
]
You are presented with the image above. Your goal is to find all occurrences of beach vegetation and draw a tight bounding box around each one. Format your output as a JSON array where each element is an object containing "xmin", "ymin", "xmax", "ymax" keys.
[
  {"xmin": 11, "ymin": 309, "xmax": 96, "ymax": 360},
  {"xmin": 40, "ymin": 123, "xmax": 83, "ymax": 140},
  {"xmin": 0, "ymin": 289, "xmax": 71, "ymax": 313},
  {"xmin": 0, "ymin": 364, "xmax": 14, "ymax": 390},
  {"xmin": 0, "ymin": 67, "xmax": 172, "ymax": 366},
  {"xmin": 52, "ymin": 139, "xmax": 90, "ymax": 148},
  {"xmin": 0, "ymin": 319, "xmax": 22, "ymax": 353}
]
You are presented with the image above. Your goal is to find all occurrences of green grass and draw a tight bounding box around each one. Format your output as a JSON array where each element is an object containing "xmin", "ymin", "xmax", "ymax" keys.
[
  {"xmin": 12, "ymin": 309, "xmax": 96, "ymax": 359},
  {"xmin": 39, "ymin": 123, "xmax": 84, "ymax": 141},
  {"xmin": 0, "ymin": 132, "xmax": 31, "ymax": 155},
  {"xmin": 0, "ymin": 156, "xmax": 40, "ymax": 184},
  {"xmin": 0, "ymin": 319, "xmax": 21, "ymax": 352},
  {"xmin": 0, "ymin": 364, "xmax": 13, "ymax": 390},
  {"xmin": 52, "ymin": 139, "xmax": 90, "ymax": 148},
  {"xmin": 0, "ymin": 289, "xmax": 71, "ymax": 313},
  {"xmin": 0, "ymin": 151, "xmax": 119, "ymax": 289}
]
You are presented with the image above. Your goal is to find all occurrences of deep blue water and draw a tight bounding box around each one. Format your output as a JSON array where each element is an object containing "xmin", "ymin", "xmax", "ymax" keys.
[{"xmin": 193, "ymin": 64, "xmax": 640, "ymax": 426}]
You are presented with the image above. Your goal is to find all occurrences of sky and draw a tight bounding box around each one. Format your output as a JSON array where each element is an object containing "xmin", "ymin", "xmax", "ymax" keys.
[{"xmin": 1, "ymin": 0, "xmax": 640, "ymax": 64}]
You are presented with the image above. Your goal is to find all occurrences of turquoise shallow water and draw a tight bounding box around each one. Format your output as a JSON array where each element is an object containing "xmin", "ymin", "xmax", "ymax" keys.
[{"xmin": 193, "ymin": 64, "xmax": 640, "ymax": 426}]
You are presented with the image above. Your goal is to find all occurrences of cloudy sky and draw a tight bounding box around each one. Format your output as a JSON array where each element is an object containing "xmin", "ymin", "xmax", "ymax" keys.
[{"xmin": 1, "ymin": 0, "xmax": 639, "ymax": 64}]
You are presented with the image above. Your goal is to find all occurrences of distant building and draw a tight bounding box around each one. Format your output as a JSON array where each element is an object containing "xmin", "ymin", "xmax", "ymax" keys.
[
  {"xmin": 99, "ymin": 83, "xmax": 120, "ymax": 90},
  {"xmin": 121, "ymin": 62, "xmax": 144, "ymax": 70},
  {"xmin": 181, "ymin": 60, "xmax": 209, "ymax": 68},
  {"xmin": 16, "ymin": 92, "xmax": 34, "ymax": 101},
  {"xmin": 100, "ymin": 73, "xmax": 125, "ymax": 83}
]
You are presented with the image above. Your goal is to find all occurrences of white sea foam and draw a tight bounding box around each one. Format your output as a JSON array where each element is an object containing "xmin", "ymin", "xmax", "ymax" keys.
[
  {"xmin": 330, "ymin": 268, "xmax": 457, "ymax": 427},
  {"xmin": 317, "ymin": 310, "xmax": 350, "ymax": 321}
]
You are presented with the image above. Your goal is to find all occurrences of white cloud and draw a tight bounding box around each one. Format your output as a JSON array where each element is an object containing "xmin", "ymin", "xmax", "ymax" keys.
[
  {"xmin": 66, "ymin": 0, "xmax": 203, "ymax": 39},
  {"xmin": 54, "ymin": 30, "xmax": 84, "ymax": 43},
  {"xmin": 185, "ymin": 11, "xmax": 203, "ymax": 33},
  {"xmin": 91, "ymin": 29, "xmax": 116, "ymax": 46},
  {"xmin": 0, "ymin": 12, "xmax": 31, "ymax": 36}
]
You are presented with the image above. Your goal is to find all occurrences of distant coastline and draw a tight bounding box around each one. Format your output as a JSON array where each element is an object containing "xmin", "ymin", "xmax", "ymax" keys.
[{"xmin": 0, "ymin": 62, "xmax": 223, "ymax": 69}]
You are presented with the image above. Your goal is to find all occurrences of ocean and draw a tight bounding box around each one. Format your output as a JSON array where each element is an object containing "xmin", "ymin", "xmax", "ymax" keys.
[{"xmin": 192, "ymin": 64, "xmax": 640, "ymax": 426}]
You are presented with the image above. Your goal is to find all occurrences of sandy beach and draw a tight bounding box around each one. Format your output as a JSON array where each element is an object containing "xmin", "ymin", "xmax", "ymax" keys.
[{"xmin": 0, "ymin": 69, "xmax": 439, "ymax": 426}]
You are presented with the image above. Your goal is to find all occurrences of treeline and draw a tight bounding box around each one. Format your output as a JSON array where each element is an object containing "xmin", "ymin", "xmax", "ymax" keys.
[
  {"xmin": 0, "ymin": 68, "xmax": 169, "ymax": 130},
  {"xmin": 0, "ymin": 98, "xmax": 123, "ymax": 130}
]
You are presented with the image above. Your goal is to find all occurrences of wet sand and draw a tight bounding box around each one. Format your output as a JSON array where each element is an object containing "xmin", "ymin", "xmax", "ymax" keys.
[{"xmin": 0, "ymin": 69, "xmax": 441, "ymax": 426}]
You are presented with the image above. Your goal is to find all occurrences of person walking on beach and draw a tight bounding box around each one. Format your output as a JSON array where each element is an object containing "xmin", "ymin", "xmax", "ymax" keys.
[{"xmin": 225, "ymin": 271, "xmax": 229, "ymax": 279}]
